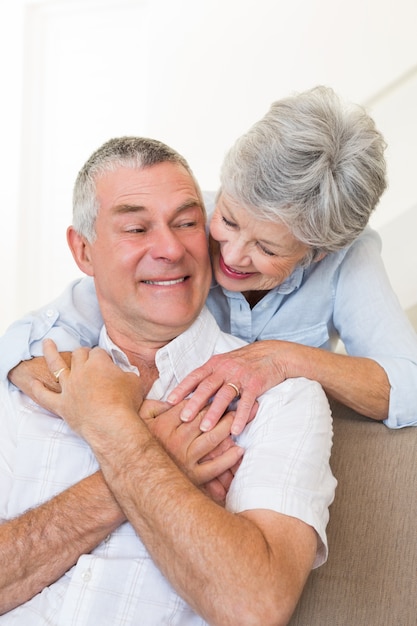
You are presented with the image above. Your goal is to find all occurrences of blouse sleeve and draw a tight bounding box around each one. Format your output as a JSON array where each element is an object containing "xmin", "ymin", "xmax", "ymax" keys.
[
  {"xmin": 333, "ymin": 228, "xmax": 417, "ymax": 428},
  {"xmin": 0, "ymin": 277, "xmax": 102, "ymax": 379}
]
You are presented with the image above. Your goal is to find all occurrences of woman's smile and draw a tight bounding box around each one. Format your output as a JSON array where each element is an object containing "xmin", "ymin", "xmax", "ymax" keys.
[{"xmin": 219, "ymin": 254, "xmax": 257, "ymax": 280}]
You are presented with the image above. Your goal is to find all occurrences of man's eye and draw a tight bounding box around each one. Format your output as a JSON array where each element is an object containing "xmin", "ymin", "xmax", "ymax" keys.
[
  {"xmin": 127, "ymin": 227, "xmax": 146, "ymax": 233},
  {"xmin": 177, "ymin": 221, "xmax": 197, "ymax": 229}
]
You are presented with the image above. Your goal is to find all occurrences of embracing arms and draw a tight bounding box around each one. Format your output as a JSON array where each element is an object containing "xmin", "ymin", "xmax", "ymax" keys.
[
  {"xmin": 7, "ymin": 332, "xmax": 390, "ymax": 433},
  {"xmin": 7, "ymin": 332, "xmax": 391, "ymax": 435},
  {"xmin": 5, "ymin": 230, "xmax": 416, "ymax": 431},
  {"xmin": 31, "ymin": 342, "xmax": 328, "ymax": 626}
]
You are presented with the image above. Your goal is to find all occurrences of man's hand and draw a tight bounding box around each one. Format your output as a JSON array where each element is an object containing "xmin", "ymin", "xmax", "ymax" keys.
[
  {"xmin": 36, "ymin": 340, "xmax": 243, "ymax": 504},
  {"xmin": 33, "ymin": 340, "xmax": 146, "ymax": 437}
]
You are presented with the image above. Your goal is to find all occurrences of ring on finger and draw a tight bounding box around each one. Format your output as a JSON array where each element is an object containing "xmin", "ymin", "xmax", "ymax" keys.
[
  {"xmin": 53, "ymin": 367, "xmax": 68, "ymax": 382},
  {"xmin": 226, "ymin": 382, "xmax": 240, "ymax": 399}
]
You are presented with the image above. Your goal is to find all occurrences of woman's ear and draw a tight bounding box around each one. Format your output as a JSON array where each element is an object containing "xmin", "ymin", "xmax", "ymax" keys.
[
  {"xmin": 66, "ymin": 226, "xmax": 94, "ymax": 276},
  {"xmin": 314, "ymin": 251, "xmax": 327, "ymax": 263}
]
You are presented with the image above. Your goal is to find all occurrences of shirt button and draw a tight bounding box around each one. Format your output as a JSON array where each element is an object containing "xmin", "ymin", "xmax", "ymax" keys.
[
  {"xmin": 45, "ymin": 309, "xmax": 55, "ymax": 318},
  {"xmin": 81, "ymin": 569, "xmax": 92, "ymax": 582}
]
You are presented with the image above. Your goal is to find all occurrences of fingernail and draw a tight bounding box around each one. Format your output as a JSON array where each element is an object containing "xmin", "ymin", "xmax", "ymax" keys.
[
  {"xmin": 180, "ymin": 409, "xmax": 192, "ymax": 422},
  {"xmin": 200, "ymin": 419, "xmax": 211, "ymax": 432}
]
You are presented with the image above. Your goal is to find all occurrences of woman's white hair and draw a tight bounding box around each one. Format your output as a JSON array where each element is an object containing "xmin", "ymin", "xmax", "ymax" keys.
[{"xmin": 220, "ymin": 86, "xmax": 387, "ymax": 258}]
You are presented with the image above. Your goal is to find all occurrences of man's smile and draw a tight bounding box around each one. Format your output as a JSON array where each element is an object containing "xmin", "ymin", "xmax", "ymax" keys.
[{"xmin": 142, "ymin": 277, "xmax": 188, "ymax": 286}]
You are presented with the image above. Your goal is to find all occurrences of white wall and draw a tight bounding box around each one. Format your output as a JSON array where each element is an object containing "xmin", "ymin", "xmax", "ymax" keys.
[{"xmin": 1, "ymin": 0, "xmax": 416, "ymax": 333}]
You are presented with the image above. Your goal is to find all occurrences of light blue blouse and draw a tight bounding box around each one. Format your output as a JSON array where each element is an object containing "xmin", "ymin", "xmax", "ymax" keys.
[{"xmin": 1, "ymin": 227, "xmax": 416, "ymax": 428}]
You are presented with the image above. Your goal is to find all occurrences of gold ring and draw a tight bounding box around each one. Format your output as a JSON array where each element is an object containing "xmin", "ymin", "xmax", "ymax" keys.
[
  {"xmin": 226, "ymin": 382, "xmax": 240, "ymax": 398},
  {"xmin": 53, "ymin": 367, "xmax": 67, "ymax": 382}
]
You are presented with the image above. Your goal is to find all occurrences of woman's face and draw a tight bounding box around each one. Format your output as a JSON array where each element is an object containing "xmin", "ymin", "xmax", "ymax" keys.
[{"xmin": 209, "ymin": 192, "xmax": 310, "ymax": 293}]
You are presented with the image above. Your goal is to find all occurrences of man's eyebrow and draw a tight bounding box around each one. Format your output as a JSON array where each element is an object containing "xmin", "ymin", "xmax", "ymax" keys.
[
  {"xmin": 113, "ymin": 204, "xmax": 146, "ymax": 214},
  {"xmin": 113, "ymin": 200, "xmax": 203, "ymax": 215},
  {"xmin": 175, "ymin": 199, "xmax": 203, "ymax": 212}
]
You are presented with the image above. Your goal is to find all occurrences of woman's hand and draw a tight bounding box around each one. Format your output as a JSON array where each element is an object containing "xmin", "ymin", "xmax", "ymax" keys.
[
  {"xmin": 8, "ymin": 353, "xmax": 72, "ymax": 410},
  {"xmin": 167, "ymin": 340, "xmax": 288, "ymax": 435}
]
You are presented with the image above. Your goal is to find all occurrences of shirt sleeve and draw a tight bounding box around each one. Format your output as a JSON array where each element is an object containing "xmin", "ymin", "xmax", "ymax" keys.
[
  {"xmin": 0, "ymin": 382, "xmax": 17, "ymax": 521},
  {"xmin": 333, "ymin": 228, "xmax": 417, "ymax": 428},
  {"xmin": 227, "ymin": 377, "xmax": 336, "ymax": 569},
  {"xmin": 0, "ymin": 277, "xmax": 103, "ymax": 380}
]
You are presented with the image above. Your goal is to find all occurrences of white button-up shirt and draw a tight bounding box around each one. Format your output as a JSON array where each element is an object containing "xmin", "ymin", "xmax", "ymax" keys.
[{"xmin": 0, "ymin": 307, "xmax": 335, "ymax": 624}]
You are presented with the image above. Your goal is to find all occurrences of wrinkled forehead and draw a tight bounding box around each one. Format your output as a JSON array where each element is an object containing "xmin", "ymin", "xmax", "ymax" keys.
[{"xmin": 95, "ymin": 163, "xmax": 206, "ymax": 217}]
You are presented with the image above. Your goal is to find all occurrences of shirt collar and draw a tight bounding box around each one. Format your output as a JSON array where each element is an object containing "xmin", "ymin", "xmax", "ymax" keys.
[
  {"xmin": 278, "ymin": 265, "xmax": 304, "ymax": 293},
  {"xmin": 98, "ymin": 307, "xmax": 220, "ymax": 391},
  {"xmin": 98, "ymin": 328, "xmax": 140, "ymax": 375},
  {"xmin": 155, "ymin": 306, "xmax": 220, "ymax": 384}
]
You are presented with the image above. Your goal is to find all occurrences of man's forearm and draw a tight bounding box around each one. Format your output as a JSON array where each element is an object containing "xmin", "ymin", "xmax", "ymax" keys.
[
  {"xmin": 88, "ymin": 411, "xmax": 315, "ymax": 626},
  {"xmin": 0, "ymin": 471, "xmax": 124, "ymax": 614}
]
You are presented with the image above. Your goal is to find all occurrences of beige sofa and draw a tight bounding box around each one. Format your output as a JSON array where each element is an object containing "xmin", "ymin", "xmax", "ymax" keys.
[{"xmin": 289, "ymin": 400, "xmax": 417, "ymax": 626}]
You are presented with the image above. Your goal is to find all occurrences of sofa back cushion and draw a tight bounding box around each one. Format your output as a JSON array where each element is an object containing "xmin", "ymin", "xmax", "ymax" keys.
[{"xmin": 289, "ymin": 402, "xmax": 417, "ymax": 626}]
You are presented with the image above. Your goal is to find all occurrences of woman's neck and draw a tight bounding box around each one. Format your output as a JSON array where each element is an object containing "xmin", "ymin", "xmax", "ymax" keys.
[{"xmin": 242, "ymin": 290, "xmax": 270, "ymax": 308}]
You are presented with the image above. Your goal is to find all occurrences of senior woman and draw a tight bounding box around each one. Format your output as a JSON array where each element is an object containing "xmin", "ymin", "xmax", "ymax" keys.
[
  {"xmin": 171, "ymin": 86, "xmax": 417, "ymax": 433},
  {"xmin": 3, "ymin": 86, "xmax": 417, "ymax": 432}
]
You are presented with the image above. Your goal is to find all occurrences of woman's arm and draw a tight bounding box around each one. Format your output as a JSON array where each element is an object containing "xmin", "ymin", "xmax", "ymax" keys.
[
  {"xmin": 6, "ymin": 232, "xmax": 416, "ymax": 430},
  {"xmin": 167, "ymin": 340, "xmax": 390, "ymax": 433},
  {"xmin": 169, "ymin": 230, "xmax": 417, "ymax": 432},
  {"xmin": 0, "ymin": 277, "xmax": 101, "ymax": 381},
  {"xmin": 332, "ymin": 228, "xmax": 417, "ymax": 428}
]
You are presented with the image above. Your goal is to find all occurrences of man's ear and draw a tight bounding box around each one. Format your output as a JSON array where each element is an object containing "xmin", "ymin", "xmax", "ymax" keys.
[{"xmin": 66, "ymin": 226, "xmax": 94, "ymax": 276}]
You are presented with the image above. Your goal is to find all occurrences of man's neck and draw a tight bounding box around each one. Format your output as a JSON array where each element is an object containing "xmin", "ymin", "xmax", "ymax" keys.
[
  {"xmin": 103, "ymin": 320, "xmax": 173, "ymax": 393},
  {"xmin": 121, "ymin": 345, "xmax": 160, "ymax": 396}
]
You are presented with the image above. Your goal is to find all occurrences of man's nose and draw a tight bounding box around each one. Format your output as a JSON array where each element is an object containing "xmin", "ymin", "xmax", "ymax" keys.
[{"xmin": 151, "ymin": 227, "xmax": 185, "ymax": 261}]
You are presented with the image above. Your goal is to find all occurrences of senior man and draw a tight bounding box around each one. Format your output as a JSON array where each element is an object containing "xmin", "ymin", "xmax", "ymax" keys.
[{"xmin": 0, "ymin": 137, "xmax": 335, "ymax": 626}]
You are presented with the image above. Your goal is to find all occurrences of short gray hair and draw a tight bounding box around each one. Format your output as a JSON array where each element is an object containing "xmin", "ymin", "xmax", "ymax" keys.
[
  {"xmin": 73, "ymin": 136, "xmax": 204, "ymax": 241},
  {"xmin": 220, "ymin": 86, "xmax": 387, "ymax": 257}
]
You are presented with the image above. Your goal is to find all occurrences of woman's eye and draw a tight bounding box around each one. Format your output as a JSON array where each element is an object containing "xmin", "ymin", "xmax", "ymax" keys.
[
  {"xmin": 222, "ymin": 216, "xmax": 237, "ymax": 228},
  {"xmin": 257, "ymin": 243, "xmax": 276, "ymax": 256}
]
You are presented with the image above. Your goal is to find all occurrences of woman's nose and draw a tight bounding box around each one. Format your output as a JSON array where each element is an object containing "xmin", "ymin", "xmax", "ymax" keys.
[{"xmin": 221, "ymin": 238, "xmax": 251, "ymax": 267}]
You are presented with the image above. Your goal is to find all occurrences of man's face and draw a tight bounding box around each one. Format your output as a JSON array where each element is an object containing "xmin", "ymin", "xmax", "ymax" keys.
[{"xmin": 72, "ymin": 162, "xmax": 211, "ymax": 346}]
